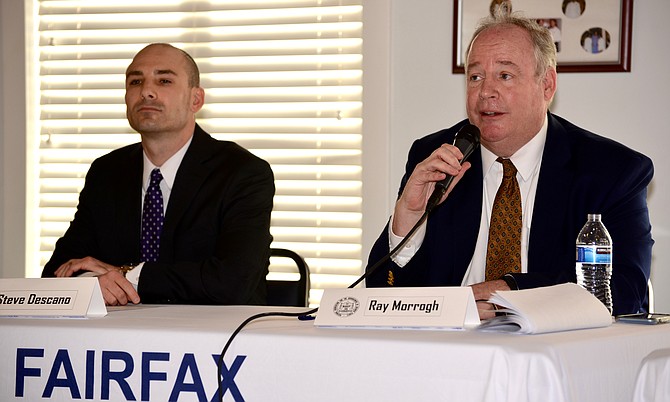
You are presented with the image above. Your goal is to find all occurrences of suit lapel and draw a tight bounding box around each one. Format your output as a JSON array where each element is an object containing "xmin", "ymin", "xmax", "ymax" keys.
[
  {"xmin": 159, "ymin": 126, "xmax": 215, "ymax": 261},
  {"xmin": 114, "ymin": 145, "xmax": 143, "ymax": 262},
  {"xmin": 450, "ymin": 148, "xmax": 484, "ymax": 278},
  {"xmin": 528, "ymin": 114, "xmax": 574, "ymax": 268},
  {"xmin": 431, "ymin": 146, "xmax": 483, "ymax": 283}
]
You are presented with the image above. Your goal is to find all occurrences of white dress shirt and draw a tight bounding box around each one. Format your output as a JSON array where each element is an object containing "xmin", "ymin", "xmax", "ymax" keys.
[{"xmin": 389, "ymin": 117, "xmax": 548, "ymax": 286}]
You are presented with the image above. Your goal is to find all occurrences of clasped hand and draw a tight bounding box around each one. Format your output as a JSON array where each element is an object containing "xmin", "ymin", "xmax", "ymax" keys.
[{"xmin": 54, "ymin": 256, "xmax": 140, "ymax": 306}]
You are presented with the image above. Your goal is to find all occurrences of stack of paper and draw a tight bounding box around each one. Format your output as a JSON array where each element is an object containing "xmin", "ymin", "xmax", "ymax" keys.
[{"xmin": 477, "ymin": 283, "xmax": 613, "ymax": 334}]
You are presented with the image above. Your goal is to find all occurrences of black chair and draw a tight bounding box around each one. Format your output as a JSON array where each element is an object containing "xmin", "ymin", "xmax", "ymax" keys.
[{"xmin": 267, "ymin": 248, "xmax": 310, "ymax": 307}]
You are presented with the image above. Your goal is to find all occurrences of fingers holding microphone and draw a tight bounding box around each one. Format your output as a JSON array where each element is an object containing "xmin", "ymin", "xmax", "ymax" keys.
[
  {"xmin": 425, "ymin": 124, "xmax": 481, "ymax": 212},
  {"xmin": 400, "ymin": 144, "xmax": 467, "ymax": 207},
  {"xmin": 393, "ymin": 124, "xmax": 480, "ymax": 236}
]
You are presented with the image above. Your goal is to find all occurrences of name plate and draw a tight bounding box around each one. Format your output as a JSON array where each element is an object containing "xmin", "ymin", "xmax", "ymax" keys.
[
  {"xmin": 315, "ymin": 287, "xmax": 480, "ymax": 330},
  {"xmin": 0, "ymin": 278, "xmax": 107, "ymax": 318}
]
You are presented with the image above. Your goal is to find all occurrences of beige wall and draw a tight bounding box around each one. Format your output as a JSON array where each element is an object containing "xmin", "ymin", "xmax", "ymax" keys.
[{"xmin": 0, "ymin": 0, "xmax": 27, "ymax": 279}]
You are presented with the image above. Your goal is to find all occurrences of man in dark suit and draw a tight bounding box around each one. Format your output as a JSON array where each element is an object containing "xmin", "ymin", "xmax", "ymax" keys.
[
  {"xmin": 42, "ymin": 43, "xmax": 275, "ymax": 306},
  {"xmin": 366, "ymin": 10, "xmax": 653, "ymax": 318}
]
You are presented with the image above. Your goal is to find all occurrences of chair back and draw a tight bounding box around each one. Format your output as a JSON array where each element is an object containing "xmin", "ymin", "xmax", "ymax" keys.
[
  {"xmin": 648, "ymin": 279, "xmax": 655, "ymax": 313},
  {"xmin": 267, "ymin": 248, "xmax": 310, "ymax": 307}
]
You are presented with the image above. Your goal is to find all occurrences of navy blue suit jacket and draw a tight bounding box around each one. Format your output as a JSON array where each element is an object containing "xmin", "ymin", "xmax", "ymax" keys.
[
  {"xmin": 366, "ymin": 113, "xmax": 654, "ymax": 315},
  {"xmin": 42, "ymin": 125, "xmax": 275, "ymax": 305}
]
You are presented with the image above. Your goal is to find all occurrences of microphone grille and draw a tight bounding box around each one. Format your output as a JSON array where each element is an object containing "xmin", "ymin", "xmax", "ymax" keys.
[{"xmin": 457, "ymin": 124, "xmax": 481, "ymax": 144}]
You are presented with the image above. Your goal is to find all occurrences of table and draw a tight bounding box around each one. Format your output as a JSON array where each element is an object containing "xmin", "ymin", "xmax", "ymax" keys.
[
  {"xmin": 633, "ymin": 348, "xmax": 670, "ymax": 402},
  {"xmin": 1, "ymin": 305, "xmax": 669, "ymax": 402}
]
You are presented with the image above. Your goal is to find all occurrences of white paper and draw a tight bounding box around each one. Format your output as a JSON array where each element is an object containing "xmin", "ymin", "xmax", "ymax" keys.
[{"xmin": 478, "ymin": 283, "xmax": 612, "ymax": 334}]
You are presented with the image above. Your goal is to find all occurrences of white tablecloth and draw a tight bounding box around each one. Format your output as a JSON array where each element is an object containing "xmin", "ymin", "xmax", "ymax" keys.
[
  {"xmin": 633, "ymin": 348, "xmax": 670, "ymax": 402},
  {"xmin": 2, "ymin": 305, "xmax": 670, "ymax": 401}
]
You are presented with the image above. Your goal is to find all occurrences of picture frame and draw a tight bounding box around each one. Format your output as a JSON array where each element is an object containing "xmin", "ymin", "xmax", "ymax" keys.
[{"xmin": 452, "ymin": 0, "xmax": 633, "ymax": 73}]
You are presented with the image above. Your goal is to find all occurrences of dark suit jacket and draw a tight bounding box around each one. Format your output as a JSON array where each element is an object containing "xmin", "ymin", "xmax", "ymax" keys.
[
  {"xmin": 366, "ymin": 113, "xmax": 654, "ymax": 315},
  {"xmin": 42, "ymin": 125, "xmax": 275, "ymax": 305}
]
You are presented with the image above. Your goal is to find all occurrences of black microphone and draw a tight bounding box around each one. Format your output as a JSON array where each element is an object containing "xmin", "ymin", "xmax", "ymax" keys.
[{"xmin": 425, "ymin": 124, "xmax": 480, "ymax": 213}]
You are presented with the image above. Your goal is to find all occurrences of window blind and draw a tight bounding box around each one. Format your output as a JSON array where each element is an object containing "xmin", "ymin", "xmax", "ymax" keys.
[{"xmin": 32, "ymin": 0, "xmax": 363, "ymax": 305}]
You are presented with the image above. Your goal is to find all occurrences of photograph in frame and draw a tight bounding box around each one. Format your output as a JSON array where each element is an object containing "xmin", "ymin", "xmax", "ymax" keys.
[{"xmin": 452, "ymin": 0, "xmax": 633, "ymax": 73}]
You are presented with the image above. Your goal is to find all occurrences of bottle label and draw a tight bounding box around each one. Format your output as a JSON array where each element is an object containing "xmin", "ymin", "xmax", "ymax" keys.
[{"xmin": 576, "ymin": 245, "xmax": 612, "ymax": 264}]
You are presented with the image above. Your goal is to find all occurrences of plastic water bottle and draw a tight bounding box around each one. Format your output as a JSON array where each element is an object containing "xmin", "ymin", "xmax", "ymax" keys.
[{"xmin": 576, "ymin": 214, "xmax": 613, "ymax": 314}]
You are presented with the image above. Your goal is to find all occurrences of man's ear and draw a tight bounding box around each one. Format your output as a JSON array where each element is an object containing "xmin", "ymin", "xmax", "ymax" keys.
[
  {"xmin": 191, "ymin": 87, "xmax": 205, "ymax": 113},
  {"xmin": 542, "ymin": 68, "xmax": 557, "ymax": 102}
]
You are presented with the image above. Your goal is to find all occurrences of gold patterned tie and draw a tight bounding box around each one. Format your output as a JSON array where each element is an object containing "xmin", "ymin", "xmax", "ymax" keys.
[{"xmin": 485, "ymin": 158, "xmax": 522, "ymax": 281}]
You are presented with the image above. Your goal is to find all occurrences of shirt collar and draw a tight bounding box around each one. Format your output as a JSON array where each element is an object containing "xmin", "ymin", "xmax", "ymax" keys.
[
  {"xmin": 481, "ymin": 115, "xmax": 548, "ymax": 182},
  {"xmin": 142, "ymin": 135, "xmax": 193, "ymax": 191}
]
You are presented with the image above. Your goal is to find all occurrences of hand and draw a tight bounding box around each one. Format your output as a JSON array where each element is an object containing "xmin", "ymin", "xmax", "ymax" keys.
[
  {"xmin": 476, "ymin": 300, "xmax": 498, "ymax": 320},
  {"xmin": 55, "ymin": 256, "xmax": 119, "ymax": 277},
  {"xmin": 97, "ymin": 269, "xmax": 141, "ymax": 306},
  {"xmin": 54, "ymin": 256, "xmax": 140, "ymax": 306},
  {"xmin": 471, "ymin": 279, "xmax": 510, "ymax": 320},
  {"xmin": 392, "ymin": 143, "xmax": 471, "ymax": 236}
]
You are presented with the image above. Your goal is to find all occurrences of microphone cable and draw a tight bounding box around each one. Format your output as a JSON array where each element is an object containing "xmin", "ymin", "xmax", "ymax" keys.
[
  {"xmin": 216, "ymin": 209, "xmax": 431, "ymax": 402},
  {"xmin": 217, "ymin": 124, "xmax": 480, "ymax": 401}
]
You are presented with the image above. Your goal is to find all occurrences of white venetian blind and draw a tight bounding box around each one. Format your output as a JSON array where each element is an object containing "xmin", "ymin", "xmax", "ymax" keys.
[{"xmin": 32, "ymin": 0, "xmax": 363, "ymax": 305}]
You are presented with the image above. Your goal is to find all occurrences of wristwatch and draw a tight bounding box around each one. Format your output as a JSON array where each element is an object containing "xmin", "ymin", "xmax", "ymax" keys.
[{"xmin": 118, "ymin": 264, "xmax": 137, "ymax": 277}]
